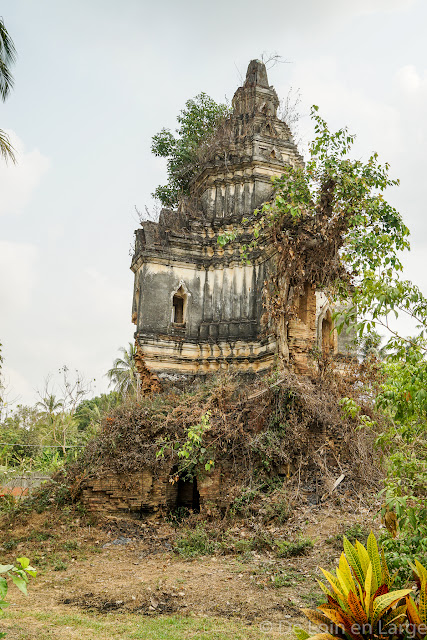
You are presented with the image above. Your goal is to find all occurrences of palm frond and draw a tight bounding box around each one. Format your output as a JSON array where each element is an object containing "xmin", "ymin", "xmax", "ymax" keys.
[
  {"xmin": 106, "ymin": 343, "xmax": 138, "ymax": 397},
  {"xmin": 0, "ymin": 18, "xmax": 16, "ymax": 102},
  {"xmin": 0, "ymin": 128, "xmax": 16, "ymax": 163}
]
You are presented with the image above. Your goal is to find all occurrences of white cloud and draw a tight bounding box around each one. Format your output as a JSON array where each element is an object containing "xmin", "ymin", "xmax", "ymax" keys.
[
  {"xmin": 395, "ymin": 64, "xmax": 427, "ymax": 107},
  {"xmin": 0, "ymin": 241, "xmax": 39, "ymax": 309},
  {"xmin": 395, "ymin": 65, "xmax": 423, "ymax": 93},
  {"xmin": 0, "ymin": 131, "xmax": 50, "ymax": 216}
]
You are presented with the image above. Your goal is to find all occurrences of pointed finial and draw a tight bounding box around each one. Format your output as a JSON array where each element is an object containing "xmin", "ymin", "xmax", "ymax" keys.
[{"xmin": 244, "ymin": 59, "xmax": 269, "ymax": 89}]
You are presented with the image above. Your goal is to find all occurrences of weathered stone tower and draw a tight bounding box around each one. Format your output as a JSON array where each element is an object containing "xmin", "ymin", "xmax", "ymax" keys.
[{"xmin": 131, "ymin": 60, "xmax": 343, "ymax": 381}]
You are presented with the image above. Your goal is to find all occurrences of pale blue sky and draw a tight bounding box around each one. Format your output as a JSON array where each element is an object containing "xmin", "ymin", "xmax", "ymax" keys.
[{"xmin": 1, "ymin": 0, "xmax": 425, "ymax": 404}]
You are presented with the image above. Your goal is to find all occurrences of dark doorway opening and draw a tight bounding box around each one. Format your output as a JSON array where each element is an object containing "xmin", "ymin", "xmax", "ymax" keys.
[
  {"xmin": 166, "ymin": 468, "xmax": 200, "ymax": 514},
  {"xmin": 173, "ymin": 295, "xmax": 184, "ymax": 323},
  {"xmin": 177, "ymin": 477, "xmax": 200, "ymax": 512}
]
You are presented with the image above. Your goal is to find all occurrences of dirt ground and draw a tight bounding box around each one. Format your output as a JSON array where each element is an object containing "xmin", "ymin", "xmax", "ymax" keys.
[{"xmin": 0, "ymin": 496, "xmax": 382, "ymax": 639}]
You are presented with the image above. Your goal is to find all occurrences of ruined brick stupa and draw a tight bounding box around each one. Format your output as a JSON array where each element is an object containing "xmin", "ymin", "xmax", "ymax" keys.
[{"xmin": 131, "ymin": 60, "xmax": 347, "ymax": 381}]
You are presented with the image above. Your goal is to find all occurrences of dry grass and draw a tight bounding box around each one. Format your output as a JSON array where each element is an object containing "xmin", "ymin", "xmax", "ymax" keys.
[{"xmin": 0, "ymin": 499, "xmax": 381, "ymax": 640}]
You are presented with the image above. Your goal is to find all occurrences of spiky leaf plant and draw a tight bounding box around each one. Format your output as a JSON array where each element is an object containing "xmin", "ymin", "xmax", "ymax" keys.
[
  {"xmin": 405, "ymin": 560, "xmax": 427, "ymax": 639},
  {"xmin": 301, "ymin": 532, "xmax": 411, "ymax": 640}
]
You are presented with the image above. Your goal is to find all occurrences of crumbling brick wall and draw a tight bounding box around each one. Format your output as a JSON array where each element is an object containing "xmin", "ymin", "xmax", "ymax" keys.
[
  {"xmin": 288, "ymin": 285, "xmax": 317, "ymax": 374},
  {"xmin": 81, "ymin": 466, "xmax": 225, "ymax": 516}
]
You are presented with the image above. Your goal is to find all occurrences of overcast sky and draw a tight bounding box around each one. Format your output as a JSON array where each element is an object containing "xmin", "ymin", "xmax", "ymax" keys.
[{"xmin": 1, "ymin": 0, "xmax": 426, "ymax": 406}]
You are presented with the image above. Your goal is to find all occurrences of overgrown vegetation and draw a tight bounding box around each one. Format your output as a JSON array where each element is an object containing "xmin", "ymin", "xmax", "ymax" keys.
[{"xmin": 66, "ymin": 366, "xmax": 382, "ymax": 506}]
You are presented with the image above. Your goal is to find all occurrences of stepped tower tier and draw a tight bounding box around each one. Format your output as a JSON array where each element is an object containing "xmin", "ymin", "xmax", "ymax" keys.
[
  {"xmin": 192, "ymin": 59, "xmax": 303, "ymax": 222},
  {"xmin": 131, "ymin": 60, "xmax": 345, "ymax": 381}
]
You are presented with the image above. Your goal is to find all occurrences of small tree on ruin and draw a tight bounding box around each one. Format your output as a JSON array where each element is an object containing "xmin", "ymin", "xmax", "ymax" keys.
[{"xmin": 222, "ymin": 106, "xmax": 426, "ymax": 362}]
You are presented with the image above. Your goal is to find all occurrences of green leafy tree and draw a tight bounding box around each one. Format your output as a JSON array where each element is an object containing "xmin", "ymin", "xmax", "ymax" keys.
[
  {"xmin": 74, "ymin": 391, "xmax": 121, "ymax": 431},
  {"xmin": 0, "ymin": 406, "xmax": 45, "ymax": 466},
  {"xmin": 35, "ymin": 392, "xmax": 66, "ymax": 454},
  {"xmin": 106, "ymin": 343, "xmax": 138, "ymax": 398},
  {"xmin": 0, "ymin": 18, "xmax": 16, "ymax": 163},
  {"xmin": 221, "ymin": 106, "xmax": 417, "ymax": 360},
  {"xmin": 35, "ymin": 393, "xmax": 63, "ymax": 419},
  {"xmin": 0, "ymin": 368, "xmax": 93, "ymax": 471},
  {"xmin": 151, "ymin": 93, "xmax": 230, "ymax": 207},
  {"xmin": 359, "ymin": 330, "xmax": 388, "ymax": 360},
  {"xmin": 374, "ymin": 345, "xmax": 427, "ymax": 581}
]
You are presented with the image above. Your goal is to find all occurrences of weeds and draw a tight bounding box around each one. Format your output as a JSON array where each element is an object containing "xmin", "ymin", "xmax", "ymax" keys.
[
  {"xmin": 27, "ymin": 531, "xmax": 55, "ymax": 543},
  {"xmin": 300, "ymin": 590, "xmax": 325, "ymax": 607},
  {"xmin": 270, "ymin": 573, "xmax": 294, "ymax": 588},
  {"xmin": 275, "ymin": 537, "xmax": 313, "ymax": 558},
  {"xmin": 53, "ymin": 558, "xmax": 68, "ymax": 571},
  {"xmin": 250, "ymin": 562, "xmax": 304, "ymax": 590},
  {"xmin": 326, "ymin": 522, "xmax": 370, "ymax": 549},
  {"xmin": 173, "ymin": 522, "xmax": 315, "ymax": 562},
  {"xmin": 342, "ymin": 523, "xmax": 370, "ymax": 543},
  {"xmin": 3, "ymin": 539, "xmax": 18, "ymax": 551},
  {"xmin": 165, "ymin": 506, "xmax": 191, "ymax": 526},
  {"xmin": 249, "ymin": 531, "xmax": 275, "ymax": 552},
  {"xmin": 61, "ymin": 540, "xmax": 78, "ymax": 551},
  {"xmin": 173, "ymin": 526, "xmax": 215, "ymax": 558}
]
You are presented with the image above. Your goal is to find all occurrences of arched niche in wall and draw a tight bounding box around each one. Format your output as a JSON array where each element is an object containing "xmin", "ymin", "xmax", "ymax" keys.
[
  {"xmin": 318, "ymin": 307, "xmax": 337, "ymax": 356},
  {"xmin": 322, "ymin": 311, "xmax": 334, "ymax": 355},
  {"xmin": 171, "ymin": 283, "xmax": 190, "ymax": 326}
]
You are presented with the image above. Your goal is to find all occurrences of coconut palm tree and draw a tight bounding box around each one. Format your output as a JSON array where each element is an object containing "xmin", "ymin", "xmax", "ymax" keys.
[
  {"xmin": 106, "ymin": 343, "xmax": 138, "ymax": 398},
  {"xmin": 35, "ymin": 392, "xmax": 65, "ymax": 452},
  {"xmin": 0, "ymin": 17, "xmax": 16, "ymax": 163},
  {"xmin": 36, "ymin": 393, "xmax": 64, "ymax": 419}
]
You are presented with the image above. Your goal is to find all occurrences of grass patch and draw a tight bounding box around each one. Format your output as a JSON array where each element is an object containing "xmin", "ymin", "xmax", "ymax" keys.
[
  {"xmin": 3, "ymin": 609, "xmax": 266, "ymax": 640},
  {"xmin": 300, "ymin": 590, "xmax": 326, "ymax": 607},
  {"xmin": 250, "ymin": 562, "xmax": 304, "ymax": 590},
  {"xmin": 62, "ymin": 540, "xmax": 78, "ymax": 551},
  {"xmin": 270, "ymin": 573, "xmax": 295, "ymax": 588}
]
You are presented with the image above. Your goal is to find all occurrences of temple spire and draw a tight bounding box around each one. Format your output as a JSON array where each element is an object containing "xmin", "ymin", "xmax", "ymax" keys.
[
  {"xmin": 244, "ymin": 59, "xmax": 269, "ymax": 89},
  {"xmin": 232, "ymin": 58, "xmax": 278, "ymax": 117}
]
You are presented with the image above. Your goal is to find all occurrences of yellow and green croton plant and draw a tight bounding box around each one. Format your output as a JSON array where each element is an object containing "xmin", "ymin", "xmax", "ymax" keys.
[{"xmin": 296, "ymin": 533, "xmax": 414, "ymax": 640}]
